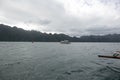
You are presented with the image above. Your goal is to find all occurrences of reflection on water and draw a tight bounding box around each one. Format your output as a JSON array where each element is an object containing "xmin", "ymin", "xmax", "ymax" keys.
[{"xmin": 0, "ymin": 42, "xmax": 120, "ymax": 80}]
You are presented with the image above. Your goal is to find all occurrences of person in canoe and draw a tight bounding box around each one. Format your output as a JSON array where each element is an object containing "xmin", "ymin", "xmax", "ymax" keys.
[
  {"xmin": 98, "ymin": 51, "xmax": 120, "ymax": 59},
  {"xmin": 113, "ymin": 51, "xmax": 120, "ymax": 57}
]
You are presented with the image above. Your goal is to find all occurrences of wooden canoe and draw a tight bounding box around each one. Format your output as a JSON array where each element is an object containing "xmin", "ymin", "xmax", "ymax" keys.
[{"xmin": 98, "ymin": 55, "xmax": 120, "ymax": 59}]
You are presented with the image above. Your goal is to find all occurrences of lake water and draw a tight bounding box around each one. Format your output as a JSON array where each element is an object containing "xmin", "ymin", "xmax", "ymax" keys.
[{"xmin": 0, "ymin": 42, "xmax": 120, "ymax": 80}]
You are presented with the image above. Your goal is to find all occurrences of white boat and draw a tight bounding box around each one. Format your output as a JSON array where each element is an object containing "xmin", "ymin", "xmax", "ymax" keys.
[{"xmin": 60, "ymin": 40, "xmax": 70, "ymax": 44}]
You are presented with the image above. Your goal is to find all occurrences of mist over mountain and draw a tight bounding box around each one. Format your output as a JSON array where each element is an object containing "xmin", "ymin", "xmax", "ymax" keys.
[{"xmin": 0, "ymin": 24, "xmax": 120, "ymax": 42}]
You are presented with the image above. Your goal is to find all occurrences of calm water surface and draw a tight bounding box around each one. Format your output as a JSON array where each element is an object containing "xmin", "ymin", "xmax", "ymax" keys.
[{"xmin": 0, "ymin": 42, "xmax": 120, "ymax": 80}]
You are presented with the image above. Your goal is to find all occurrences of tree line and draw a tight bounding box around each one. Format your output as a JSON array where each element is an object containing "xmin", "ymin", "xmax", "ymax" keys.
[{"xmin": 0, "ymin": 24, "xmax": 120, "ymax": 42}]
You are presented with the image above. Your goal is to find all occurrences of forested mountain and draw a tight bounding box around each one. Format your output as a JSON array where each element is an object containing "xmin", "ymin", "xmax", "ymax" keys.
[
  {"xmin": 0, "ymin": 24, "xmax": 75, "ymax": 42},
  {"xmin": 0, "ymin": 24, "xmax": 120, "ymax": 42}
]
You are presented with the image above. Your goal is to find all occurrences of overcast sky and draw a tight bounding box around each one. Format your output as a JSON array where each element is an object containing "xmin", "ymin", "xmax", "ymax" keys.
[{"xmin": 0, "ymin": 0, "xmax": 120, "ymax": 36}]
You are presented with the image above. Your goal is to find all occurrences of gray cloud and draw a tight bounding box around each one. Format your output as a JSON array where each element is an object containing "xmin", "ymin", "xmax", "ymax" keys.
[
  {"xmin": 0, "ymin": 0, "xmax": 120, "ymax": 36},
  {"xmin": 86, "ymin": 26, "xmax": 120, "ymax": 35}
]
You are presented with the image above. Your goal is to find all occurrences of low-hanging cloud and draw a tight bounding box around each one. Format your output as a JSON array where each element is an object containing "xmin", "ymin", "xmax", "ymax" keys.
[{"xmin": 0, "ymin": 0, "xmax": 120, "ymax": 36}]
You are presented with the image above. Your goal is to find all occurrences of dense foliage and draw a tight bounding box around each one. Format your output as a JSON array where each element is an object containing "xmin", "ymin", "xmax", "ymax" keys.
[{"xmin": 0, "ymin": 24, "xmax": 120, "ymax": 42}]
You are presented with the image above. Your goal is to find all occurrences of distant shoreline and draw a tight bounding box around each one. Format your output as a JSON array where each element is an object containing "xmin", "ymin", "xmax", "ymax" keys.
[
  {"xmin": 1, "ymin": 24, "xmax": 120, "ymax": 42},
  {"xmin": 0, "ymin": 41, "xmax": 120, "ymax": 43}
]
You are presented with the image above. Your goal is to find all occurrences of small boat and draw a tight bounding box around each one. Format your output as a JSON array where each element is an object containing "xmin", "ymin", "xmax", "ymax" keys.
[
  {"xmin": 98, "ymin": 51, "xmax": 120, "ymax": 59},
  {"xmin": 60, "ymin": 40, "xmax": 70, "ymax": 44},
  {"xmin": 98, "ymin": 55, "xmax": 120, "ymax": 59}
]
